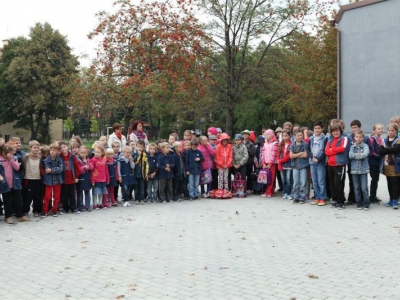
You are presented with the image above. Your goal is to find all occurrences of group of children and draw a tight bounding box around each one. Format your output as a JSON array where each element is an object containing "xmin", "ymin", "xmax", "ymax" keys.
[{"xmin": 1, "ymin": 116, "xmax": 399, "ymax": 224}]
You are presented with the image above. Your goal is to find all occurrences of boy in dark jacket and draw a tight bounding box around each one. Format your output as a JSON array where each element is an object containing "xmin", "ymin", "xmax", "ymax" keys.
[
  {"xmin": 133, "ymin": 140, "xmax": 149, "ymax": 205},
  {"xmin": 157, "ymin": 142, "xmax": 175, "ymax": 203},
  {"xmin": 146, "ymin": 143, "xmax": 159, "ymax": 203},
  {"xmin": 172, "ymin": 142, "xmax": 185, "ymax": 201},
  {"xmin": 185, "ymin": 138, "xmax": 204, "ymax": 200}
]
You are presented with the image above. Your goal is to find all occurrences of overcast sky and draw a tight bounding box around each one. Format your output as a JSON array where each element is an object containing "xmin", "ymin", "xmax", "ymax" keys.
[
  {"xmin": 0, "ymin": 0, "xmax": 116, "ymax": 67},
  {"xmin": 0, "ymin": 0, "xmax": 344, "ymax": 68}
]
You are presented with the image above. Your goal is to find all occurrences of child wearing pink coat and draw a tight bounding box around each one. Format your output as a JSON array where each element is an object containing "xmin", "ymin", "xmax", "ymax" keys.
[
  {"xmin": 262, "ymin": 129, "xmax": 278, "ymax": 197},
  {"xmin": 198, "ymin": 136, "xmax": 216, "ymax": 197}
]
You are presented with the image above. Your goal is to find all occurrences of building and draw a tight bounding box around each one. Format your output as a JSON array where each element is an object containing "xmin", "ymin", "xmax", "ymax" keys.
[
  {"xmin": 332, "ymin": 0, "xmax": 400, "ymax": 133},
  {"xmin": 0, "ymin": 39, "xmax": 63, "ymax": 142}
]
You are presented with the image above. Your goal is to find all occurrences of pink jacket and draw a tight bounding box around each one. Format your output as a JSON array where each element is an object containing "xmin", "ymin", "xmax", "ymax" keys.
[
  {"xmin": 90, "ymin": 156, "xmax": 110, "ymax": 184},
  {"xmin": 198, "ymin": 144, "xmax": 216, "ymax": 170},
  {"xmin": 263, "ymin": 139, "xmax": 278, "ymax": 165},
  {"xmin": 77, "ymin": 157, "xmax": 94, "ymax": 174},
  {"xmin": 0, "ymin": 155, "xmax": 20, "ymax": 189}
]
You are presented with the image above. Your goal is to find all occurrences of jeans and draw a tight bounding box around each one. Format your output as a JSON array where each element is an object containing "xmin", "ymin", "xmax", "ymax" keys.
[
  {"xmin": 352, "ymin": 173, "xmax": 370, "ymax": 207},
  {"xmin": 188, "ymin": 174, "xmax": 200, "ymax": 198},
  {"xmin": 369, "ymin": 165, "xmax": 380, "ymax": 200},
  {"xmin": 293, "ymin": 168, "xmax": 308, "ymax": 200},
  {"xmin": 77, "ymin": 190, "xmax": 91, "ymax": 210},
  {"xmin": 135, "ymin": 177, "xmax": 145, "ymax": 201},
  {"xmin": 310, "ymin": 163, "xmax": 327, "ymax": 200},
  {"xmin": 280, "ymin": 169, "xmax": 292, "ymax": 196},
  {"xmin": 147, "ymin": 179, "xmax": 159, "ymax": 202},
  {"xmin": 122, "ymin": 184, "xmax": 131, "ymax": 202}
]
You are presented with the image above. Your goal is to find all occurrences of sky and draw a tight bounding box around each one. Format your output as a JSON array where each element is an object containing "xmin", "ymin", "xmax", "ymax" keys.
[
  {"xmin": 0, "ymin": 0, "xmax": 116, "ymax": 67},
  {"xmin": 0, "ymin": 0, "xmax": 345, "ymax": 68}
]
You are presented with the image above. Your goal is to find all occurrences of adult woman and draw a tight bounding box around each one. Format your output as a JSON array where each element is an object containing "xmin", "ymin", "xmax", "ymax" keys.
[
  {"xmin": 107, "ymin": 123, "xmax": 126, "ymax": 151},
  {"xmin": 378, "ymin": 123, "xmax": 400, "ymax": 209},
  {"xmin": 129, "ymin": 120, "xmax": 149, "ymax": 149}
]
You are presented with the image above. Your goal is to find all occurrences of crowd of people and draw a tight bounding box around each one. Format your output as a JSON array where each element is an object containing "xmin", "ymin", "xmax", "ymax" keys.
[{"xmin": 0, "ymin": 117, "xmax": 400, "ymax": 225}]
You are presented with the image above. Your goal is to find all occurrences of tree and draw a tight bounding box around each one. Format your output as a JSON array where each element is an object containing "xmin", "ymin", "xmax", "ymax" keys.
[
  {"xmin": 200, "ymin": 0, "xmax": 313, "ymax": 134},
  {"xmin": 86, "ymin": 0, "xmax": 212, "ymax": 135},
  {"xmin": 0, "ymin": 23, "xmax": 79, "ymax": 143},
  {"xmin": 90, "ymin": 118, "xmax": 99, "ymax": 137},
  {"xmin": 63, "ymin": 117, "xmax": 74, "ymax": 138}
]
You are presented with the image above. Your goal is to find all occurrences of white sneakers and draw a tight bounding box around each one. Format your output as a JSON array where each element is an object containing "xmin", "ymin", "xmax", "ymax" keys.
[{"xmin": 123, "ymin": 201, "xmax": 131, "ymax": 207}]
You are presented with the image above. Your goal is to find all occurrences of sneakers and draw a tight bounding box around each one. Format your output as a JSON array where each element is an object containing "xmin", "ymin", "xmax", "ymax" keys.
[
  {"xmin": 33, "ymin": 212, "xmax": 40, "ymax": 217},
  {"xmin": 123, "ymin": 201, "xmax": 130, "ymax": 207},
  {"xmin": 59, "ymin": 210, "xmax": 66, "ymax": 215},
  {"xmin": 261, "ymin": 194, "xmax": 267, "ymax": 198},
  {"xmin": 364, "ymin": 206, "xmax": 370, "ymax": 211},
  {"xmin": 357, "ymin": 206, "xmax": 363, "ymax": 210},
  {"xmin": 72, "ymin": 209, "xmax": 80, "ymax": 214},
  {"xmin": 135, "ymin": 201, "xmax": 140, "ymax": 205},
  {"xmin": 93, "ymin": 205, "xmax": 99, "ymax": 210},
  {"xmin": 310, "ymin": 200, "xmax": 319, "ymax": 205},
  {"xmin": 162, "ymin": 201, "xmax": 167, "ymax": 204},
  {"xmin": 189, "ymin": 198, "xmax": 194, "ymax": 201},
  {"xmin": 140, "ymin": 201, "xmax": 144, "ymax": 205},
  {"xmin": 292, "ymin": 199, "xmax": 299, "ymax": 204},
  {"xmin": 17, "ymin": 216, "xmax": 30, "ymax": 222},
  {"xmin": 202, "ymin": 193, "xmax": 209, "ymax": 198},
  {"xmin": 330, "ymin": 201, "xmax": 337, "ymax": 208},
  {"xmin": 6, "ymin": 217, "xmax": 14, "ymax": 224},
  {"xmin": 282, "ymin": 194, "xmax": 287, "ymax": 199},
  {"xmin": 393, "ymin": 200, "xmax": 398, "ymax": 209},
  {"xmin": 111, "ymin": 202, "xmax": 119, "ymax": 207},
  {"xmin": 40, "ymin": 212, "xmax": 48, "ymax": 218},
  {"xmin": 317, "ymin": 200, "xmax": 326, "ymax": 206},
  {"xmin": 52, "ymin": 212, "xmax": 59, "ymax": 217},
  {"xmin": 299, "ymin": 200, "xmax": 305, "ymax": 204},
  {"xmin": 337, "ymin": 204, "xmax": 345, "ymax": 210},
  {"xmin": 24, "ymin": 213, "xmax": 31, "ymax": 218},
  {"xmin": 103, "ymin": 203, "xmax": 111, "ymax": 208},
  {"xmin": 385, "ymin": 200, "xmax": 393, "ymax": 207},
  {"xmin": 287, "ymin": 195, "xmax": 293, "ymax": 200}
]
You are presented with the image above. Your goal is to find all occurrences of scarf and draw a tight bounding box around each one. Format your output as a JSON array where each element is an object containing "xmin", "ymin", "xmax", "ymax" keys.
[
  {"xmin": 134, "ymin": 130, "xmax": 146, "ymax": 141},
  {"xmin": 115, "ymin": 132, "xmax": 122, "ymax": 140}
]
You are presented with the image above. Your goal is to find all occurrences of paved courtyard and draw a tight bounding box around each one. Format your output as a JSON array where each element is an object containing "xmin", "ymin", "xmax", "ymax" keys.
[{"xmin": 1, "ymin": 176, "xmax": 400, "ymax": 300}]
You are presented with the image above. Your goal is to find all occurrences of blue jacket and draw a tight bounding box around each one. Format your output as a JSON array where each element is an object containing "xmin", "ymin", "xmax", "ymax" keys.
[
  {"xmin": 308, "ymin": 134, "xmax": 327, "ymax": 165},
  {"xmin": 118, "ymin": 156, "xmax": 136, "ymax": 185},
  {"xmin": 0, "ymin": 163, "xmax": 10, "ymax": 194},
  {"xmin": 147, "ymin": 153, "xmax": 159, "ymax": 180},
  {"xmin": 368, "ymin": 136, "xmax": 382, "ymax": 166},
  {"xmin": 349, "ymin": 133, "xmax": 374, "ymax": 158},
  {"xmin": 107, "ymin": 158, "xmax": 118, "ymax": 187},
  {"xmin": 184, "ymin": 149, "xmax": 204, "ymax": 175},
  {"xmin": 157, "ymin": 153, "xmax": 175, "ymax": 179},
  {"xmin": 76, "ymin": 157, "xmax": 91, "ymax": 191},
  {"xmin": 172, "ymin": 151, "xmax": 185, "ymax": 180},
  {"xmin": 43, "ymin": 155, "xmax": 65, "ymax": 186},
  {"xmin": 290, "ymin": 142, "xmax": 309, "ymax": 169},
  {"xmin": 349, "ymin": 142, "xmax": 370, "ymax": 174}
]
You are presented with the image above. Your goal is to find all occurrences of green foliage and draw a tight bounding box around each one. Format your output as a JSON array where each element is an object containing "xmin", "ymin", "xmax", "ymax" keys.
[
  {"xmin": 0, "ymin": 23, "xmax": 79, "ymax": 143},
  {"xmin": 90, "ymin": 118, "xmax": 99, "ymax": 134}
]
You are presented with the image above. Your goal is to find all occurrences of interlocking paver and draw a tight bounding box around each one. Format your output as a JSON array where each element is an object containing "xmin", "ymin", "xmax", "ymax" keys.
[{"xmin": 0, "ymin": 175, "xmax": 400, "ymax": 299}]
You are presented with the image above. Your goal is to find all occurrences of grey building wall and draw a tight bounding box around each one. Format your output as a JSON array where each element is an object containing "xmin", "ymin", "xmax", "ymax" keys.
[{"xmin": 338, "ymin": 0, "xmax": 400, "ymax": 134}]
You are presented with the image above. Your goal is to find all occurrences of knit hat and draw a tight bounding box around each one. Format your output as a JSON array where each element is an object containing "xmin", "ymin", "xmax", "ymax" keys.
[
  {"xmin": 275, "ymin": 127, "xmax": 283, "ymax": 133},
  {"xmin": 241, "ymin": 129, "xmax": 251, "ymax": 135},
  {"xmin": 209, "ymin": 135, "xmax": 217, "ymax": 140},
  {"xmin": 216, "ymin": 128, "xmax": 222, "ymax": 133},
  {"xmin": 207, "ymin": 127, "xmax": 218, "ymax": 135},
  {"xmin": 235, "ymin": 133, "xmax": 244, "ymax": 140},
  {"xmin": 219, "ymin": 133, "xmax": 230, "ymax": 140},
  {"xmin": 257, "ymin": 135, "xmax": 265, "ymax": 143}
]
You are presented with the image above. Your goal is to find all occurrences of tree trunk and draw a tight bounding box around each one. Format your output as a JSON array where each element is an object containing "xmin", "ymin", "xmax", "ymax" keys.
[
  {"xmin": 44, "ymin": 112, "xmax": 50, "ymax": 144},
  {"xmin": 225, "ymin": 102, "xmax": 234, "ymax": 136},
  {"xmin": 123, "ymin": 112, "xmax": 132, "ymax": 138}
]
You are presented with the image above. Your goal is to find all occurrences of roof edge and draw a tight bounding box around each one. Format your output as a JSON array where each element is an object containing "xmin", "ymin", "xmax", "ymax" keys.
[{"xmin": 332, "ymin": 0, "xmax": 387, "ymax": 25}]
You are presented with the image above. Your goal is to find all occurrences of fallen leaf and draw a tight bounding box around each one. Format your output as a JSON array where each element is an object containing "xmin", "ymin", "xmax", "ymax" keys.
[
  {"xmin": 65, "ymin": 267, "xmax": 71, "ymax": 270},
  {"xmin": 188, "ymin": 273, "xmax": 195, "ymax": 276},
  {"xmin": 241, "ymin": 237, "xmax": 246, "ymax": 240},
  {"xmin": 58, "ymin": 229, "xmax": 64, "ymax": 232},
  {"xmin": 81, "ymin": 241, "xmax": 88, "ymax": 244},
  {"xmin": 115, "ymin": 295, "xmax": 125, "ymax": 299},
  {"xmin": 128, "ymin": 259, "xmax": 133, "ymax": 262},
  {"xmin": 5, "ymin": 239, "xmax": 12, "ymax": 242},
  {"xmin": 236, "ymin": 211, "xmax": 239, "ymax": 215},
  {"xmin": 178, "ymin": 235, "xmax": 182, "ymax": 237},
  {"xmin": 220, "ymin": 267, "xmax": 229, "ymax": 269},
  {"xmin": 307, "ymin": 274, "xmax": 319, "ymax": 279},
  {"xmin": 203, "ymin": 266, "xmax": 208, "ymax": 270},
  {"xmin": 127, "ymin": 218, "xmax": 133, "ymax": 221},
  {"xmin": 77, "ymin": 227, "xmax": 83, "ymax": 230},
  {"xmin": 65, "ymin": 295, "xmax": 71, "ymax": 298}
]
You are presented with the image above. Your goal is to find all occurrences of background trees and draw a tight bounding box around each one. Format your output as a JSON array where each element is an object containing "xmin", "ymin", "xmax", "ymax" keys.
[{"xmin": 0, "ymin": 23, "xmax": 78, "ymax": 143}]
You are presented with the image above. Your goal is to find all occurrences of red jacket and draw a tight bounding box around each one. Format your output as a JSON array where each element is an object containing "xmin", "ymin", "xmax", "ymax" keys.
[
  {"xmin": 91, "ymin": 156, "xmax": 110, "ymax": 184},
  {"xmin": 60, "ymin": 151, "xmax": 80, "ymax": 184},
  {"xmin": 214, "ymin": 143, "xmax": 233, "ymax": 169}
]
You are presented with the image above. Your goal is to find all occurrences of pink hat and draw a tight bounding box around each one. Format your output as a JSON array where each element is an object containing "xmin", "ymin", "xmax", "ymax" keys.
[
  {"xmin": 207, "ymin": 127, "xmax": 218, "ymax": 135},
  {"xmin": 265, "ymin": 129, "xmax": 275, "ymax": 138}
]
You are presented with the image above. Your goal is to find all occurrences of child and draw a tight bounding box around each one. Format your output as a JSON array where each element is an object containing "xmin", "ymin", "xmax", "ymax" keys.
[
  {"xmin": 182, "ymin": 141, "xmax": 191, "ymax": 199},
  {"xmin": 22, "ymin": 140, "xmax": 43, "ymax": 217},
  {"xmin": 0, "ymin": 144, "xmax": 29, "ymax": 223},
  {"xmin": 349, "ymin": 130, "xmax": 370, "ymax": 210},
  {"xmin": 232, "ymin": 134, "xmax": 248, "ymax": 181},
  {"xmin": 277, "ymin": 130, "xmax": 292, "ymax": 200},
  {"xmin": 146, "ymin": 143, "xmax": 159, "ymax": 203},
  {"xmin": 368, "ymin": 123, "xmax": 384, "ymax": 204},
  {"xmin": 158, "ymin": 142, "xmax": 175, "ymax": 203},
  {"xmin": 105, "ymin": 148, "xmax": 119, "ymax": 206},
  {"xmin": 42, "ymin": 143, "xmax": 64, "ymax": 217},
  {"xmin": 214, "ymin": 133, "xmax": 232, "ymax": 191},
  {"xmin": 198, "ymin": 135, "xmax": 215, "ymax": 198},
  {"xmin": 76, "ymin": 146, "xmax": 93, "ymax": 212},
  {"xmin": 181, "ymin": 130, "xmax": 192, "ymax": 149},
  {"xmin": 242, "ymin": 130, "xmax": 256, "ymax": 194},
  {"xmin": 133, "ymin": 140, "xmax": 149, "ymax": 205},
  {"xmin": 118, "ymin": 146, "xmax": 136, "ymax": 206},
  {"xmin": 112, "ymin": 141, "xmax": 121, "ymax": 202},
  {"xmin": 378, "ymin": 123, "xmax": 400, "ymax": 209},
  {"xmin": 91, "ymin": 145, "xmax": 110, "ymax": 209},
  {"xmin": 172, "ymin": 141, "xmax": 185, "ymax": 201},
  {"xmin": 184, "ymin": 138, "xmax": 204, "ymax": 200},
  {"xmin": 325, "ymin": 124, "xmax": 348, "ymax": 210},
  {"xmin": 70, "ymin": 142, "xmax": 80, "ymax": 156},
  {"xmin": 209, "ymin": 135, "xmax": 219, "ymax": 190},
  {"xmin": 290, "ymin": 132, "xmax": 309, "ymax": 204},
  {"xmin": 99, "ymin": 136, "xmax": 109, "ymax": 150},
  {"xmin": 169, "ymin": 133, "xmax": 178, "ymax": 148},
  {"xmin": 262, "ymin": 129, "xmax": 278, "ymax": 198},
  {"xmin": 127, "ymin": 140, "xmax": 137, "ymax": 200},
  {"xmin": 70, "ymin": 136, "xmax": 83, "ymax": 147},
  {"xmin": 59, "ymin": 141, "xmax": 81, "ymax": 214},
  {"xmin": 308, "ymin": 121, "xmax": 328, "ymax": 206}
]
